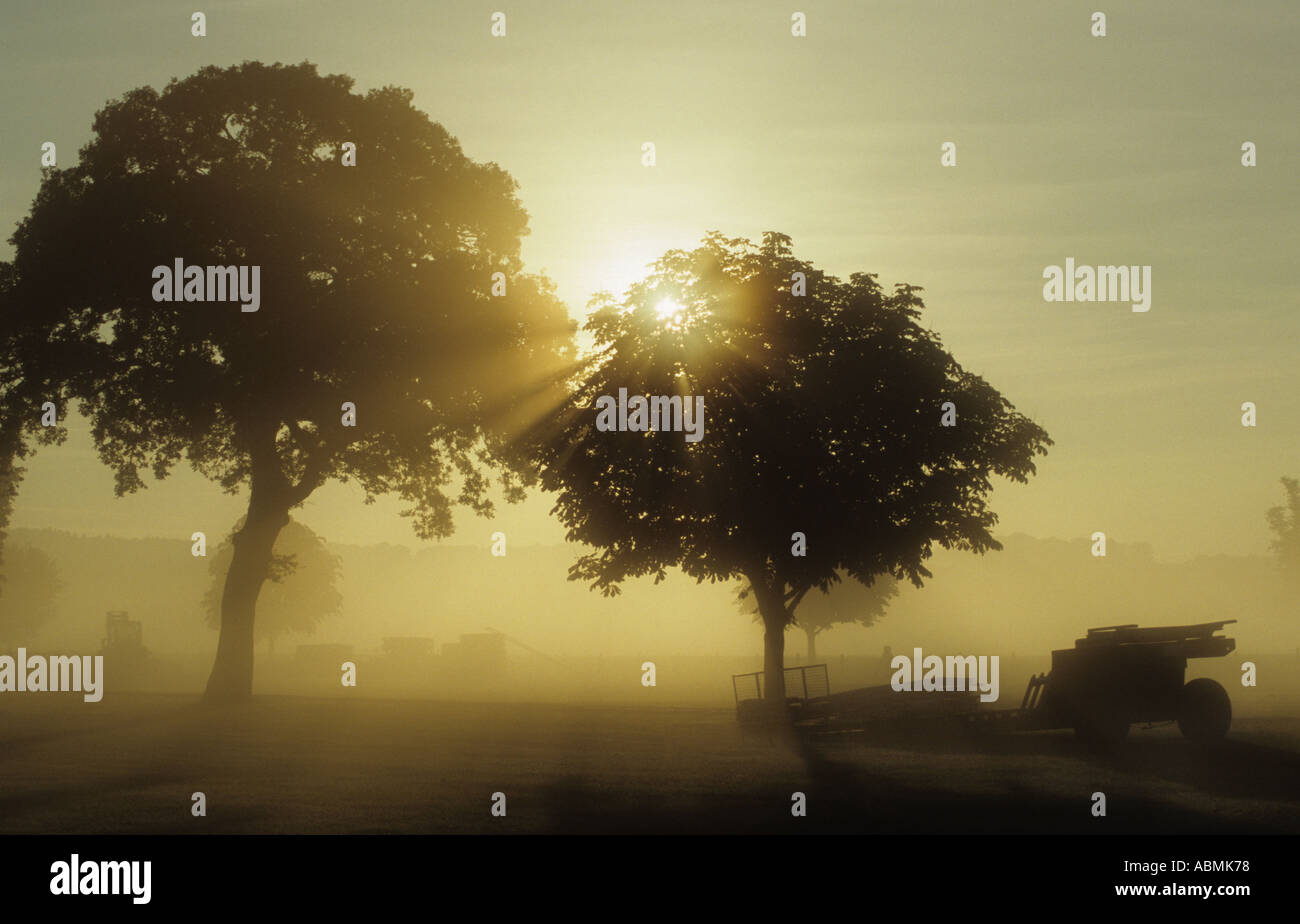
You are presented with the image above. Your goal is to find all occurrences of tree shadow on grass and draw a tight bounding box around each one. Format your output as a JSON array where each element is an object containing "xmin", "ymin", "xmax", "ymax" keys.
[
  {"xmin": 0, "ymin": 768, "xmax": 270, "ymax": 834},
  {"xmin": 524, "ymin": 720, "xmax": 1298, "ymax": 834},
  {"xmin": 793, "ymin": 725, "xmax": 1299, "ymax": 833},
  {"xmin": 524, "ymin": 738, "xmax": 1274, "ymax": 835}
]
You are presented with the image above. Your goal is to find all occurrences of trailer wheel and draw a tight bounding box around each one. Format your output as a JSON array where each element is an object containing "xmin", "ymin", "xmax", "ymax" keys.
[{"xmin": 1177, "ymin": 678, "xmax": 1231, "ymax": 743}]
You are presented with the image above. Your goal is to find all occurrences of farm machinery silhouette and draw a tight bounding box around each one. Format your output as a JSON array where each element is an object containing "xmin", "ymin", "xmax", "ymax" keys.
[{"xmin": 734, "ymin": 621, "xmax": 1237, "ymax": 748}]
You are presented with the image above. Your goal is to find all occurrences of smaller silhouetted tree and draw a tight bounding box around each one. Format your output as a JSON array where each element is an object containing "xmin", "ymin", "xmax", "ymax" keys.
[
  {"xmin": 0, "ymin": 545, "xmax": 62, "ymax": 646},
  {"xmin": 1267, "ymin": 476, "xmax": 1300, "ymax": 587},
  {"xmin": 736, "ymin": 571, "xmax": 898, "ymax": 661},
  {"xmin": 203, "ymin": 517, "xmax": 342, "ymax": 655}
]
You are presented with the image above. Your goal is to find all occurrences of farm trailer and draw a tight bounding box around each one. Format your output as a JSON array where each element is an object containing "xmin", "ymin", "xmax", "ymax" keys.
[{"xmin": 732, "ymin": 620, "xmax": 1237, "ymax": 747}]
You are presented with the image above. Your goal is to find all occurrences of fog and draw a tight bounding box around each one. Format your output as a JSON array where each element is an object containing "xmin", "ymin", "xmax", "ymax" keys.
[{"xmin": 5, "ymin": 525, "xmax": 1294, "ymax": 710}]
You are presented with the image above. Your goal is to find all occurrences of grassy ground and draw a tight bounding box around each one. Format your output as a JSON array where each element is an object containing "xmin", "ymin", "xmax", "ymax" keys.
[{"xmin": 1, "ymin": 694, "xmax": 1298, "ymax": 834}]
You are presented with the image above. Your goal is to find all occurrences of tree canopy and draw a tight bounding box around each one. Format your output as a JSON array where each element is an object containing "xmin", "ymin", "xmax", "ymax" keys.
[
  {"xmin": 521, "ymin": 231, "xmax": 1052, "ymax": 699},
  {"xmin": 0, "ymin": 61, "xmax": 576, "ymax": 699}
]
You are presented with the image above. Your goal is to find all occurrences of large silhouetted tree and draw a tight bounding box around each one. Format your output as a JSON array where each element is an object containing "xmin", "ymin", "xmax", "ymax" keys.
[
  {"xmin": 520, "ymin": 232, "xmax": 1051, "ymax": 704},
  {"xmin": 203, "ymin": 517, "xmax": 342, "ymax": 655},
  {"xmin": 0, "ymin": 62, "xmax": 575, "ymax": 702}
]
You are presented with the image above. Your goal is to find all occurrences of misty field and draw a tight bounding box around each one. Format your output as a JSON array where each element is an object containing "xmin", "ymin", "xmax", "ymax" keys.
[{"xmin": 2, "ymin": 693, "xmax": 1299, "ymax": 835}]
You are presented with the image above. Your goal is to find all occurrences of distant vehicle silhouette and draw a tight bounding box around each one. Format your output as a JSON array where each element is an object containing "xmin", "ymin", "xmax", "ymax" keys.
[
  {"xmin": 1035, "ymin": 620, "xmax": 1236, "ymax": 746},
  {"xmin": 733, "ymin": 620, "xmax": 1237, "ymax": 749},
  {"xmin": 100, "ymin": 610, "xmax": 150, "ymax": 682}
]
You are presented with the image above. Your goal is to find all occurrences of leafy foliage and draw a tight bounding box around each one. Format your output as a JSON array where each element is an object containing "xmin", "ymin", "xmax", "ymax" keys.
[
  {"xmin": 2, "ymin": 61, "xmax": 576, "ymax": 537},
  {"xmin": 203, "ymin": 518, "xmax": 342, "ymax": 644},
  {"xmin": 523, "ymin": 231, "xmax": 1052, "ymax": 635}
]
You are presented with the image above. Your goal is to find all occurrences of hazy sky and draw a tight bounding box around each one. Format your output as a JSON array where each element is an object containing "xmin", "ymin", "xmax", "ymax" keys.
[{"xmin": 2, "ymin": 0, "xmax": 1297, "ymax": 560}]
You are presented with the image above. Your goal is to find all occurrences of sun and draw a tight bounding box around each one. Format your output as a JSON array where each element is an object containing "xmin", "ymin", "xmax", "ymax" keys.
[
  {"xmin": 654, "ymin": 298, "xmax": 682, "ymax": 319},
  {"xmin": 653, "ymin": 298, "xmax": 685, "ymax": 327}
]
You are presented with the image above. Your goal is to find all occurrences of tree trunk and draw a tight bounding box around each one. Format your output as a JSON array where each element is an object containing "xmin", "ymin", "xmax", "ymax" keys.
[
  {"xmin": 203, "ymin": 496, "xmax": 289, "ymax": 704},
  {"xmin": 805, "ymin": 625, "xmax": 818, "ymax": 662},
  {"xmin": 763, "ymin": 611, "xmax": 786, "ymax": 702},
  {"xmin": 750, "ymin": 580, "xmax": 788, "ymax": 704},
  {"xmin": 744, "ymin": 572, "xmax": 793, "ymax": 705}
]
